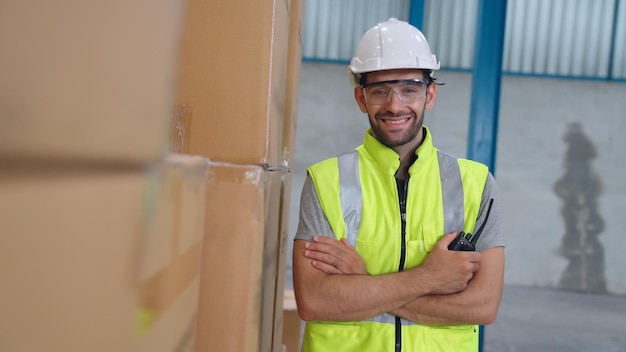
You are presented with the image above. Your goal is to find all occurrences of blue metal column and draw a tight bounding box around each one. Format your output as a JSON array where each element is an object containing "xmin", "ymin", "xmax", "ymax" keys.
[
  {"xmin": 467, "ymin": 0, "xmax": 507, "ymax": 176},
  {"xmin": 409, "ymin": 0, "xmax": 426, "ymax": 30},
  {"xmin": 608, "ymin": 0, "xmax": 621, "ymax": 80},
  {"xmin": 467, "ymin": 1, "xmax": 508, "ymax": 351}
]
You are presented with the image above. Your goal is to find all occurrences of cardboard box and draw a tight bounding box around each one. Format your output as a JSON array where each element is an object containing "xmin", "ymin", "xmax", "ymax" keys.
[
  {"xmin": 272, "ymin": 0, "xmax": 304, "ymax": 348},
  {"xmin": 195, "ymin": 162, "xmax": 292, "ymax": 352},
  {"xmin": 176, "ymin": 0, "xmax": 290, "ymax": 166},
  {"xmin": 196, "ymin": 163, "xmax": 266, "ymax": 352},
  {"xmin": 282, "ymin": 0, "xmax": 305, "ymax": 170},
  {"xmin": 137, "ymin": 154, "xmax": 209, "ymax": 352},
  {"xmin": 0, "ymin": 154, "xmax": 208, "ymax": 352},
  {"xmin": 0, "ymin": 0, "xmax": 185, "ymax": 164},
  {"xmin": 282, "ymin": 290, "xmax": 301, "ymax": 352},
  {"xmin": 259, "ymin": 170, "xmax": 291, "ymax": 352},
  {"xmin": 270, "ymin": 171, "xmax": 295, "ymax": 352}
]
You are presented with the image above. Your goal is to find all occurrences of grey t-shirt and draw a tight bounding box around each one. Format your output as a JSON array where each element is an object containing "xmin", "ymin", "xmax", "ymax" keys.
[{"xmin": 295, "ymin": 172, "xmax": 504, "ymax": 252}]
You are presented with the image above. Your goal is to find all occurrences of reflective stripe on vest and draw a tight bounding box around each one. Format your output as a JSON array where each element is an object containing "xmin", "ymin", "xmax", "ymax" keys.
[{"xmin": 337, "ymin": 149, "xmax": 465, "ymax": 326}]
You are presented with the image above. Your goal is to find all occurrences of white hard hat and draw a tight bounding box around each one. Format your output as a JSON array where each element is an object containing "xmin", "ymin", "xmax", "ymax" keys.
[{"xmin": 348, "ymin": 17, "xmax": 440, "ymax": 86}]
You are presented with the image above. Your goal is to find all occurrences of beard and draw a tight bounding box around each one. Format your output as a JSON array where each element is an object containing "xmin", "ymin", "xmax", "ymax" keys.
[{"xmin": 369, "ymin": 109, "xmax": 424, "ymax": 148}]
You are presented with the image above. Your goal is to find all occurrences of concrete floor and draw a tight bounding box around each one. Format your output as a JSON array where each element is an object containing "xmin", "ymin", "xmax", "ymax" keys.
[
  {"xmin": 483, "ymin": 285, "xmax": 626, "ymax": 351},
  {"xmin": 285, "ymin": 62, "xmax": 626, "ymax": 351}
]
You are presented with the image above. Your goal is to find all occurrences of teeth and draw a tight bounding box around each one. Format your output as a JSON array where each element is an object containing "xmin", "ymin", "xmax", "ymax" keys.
[{"xmin": 385, "ymin": 118, "xmax": 409, "ymax": 125}]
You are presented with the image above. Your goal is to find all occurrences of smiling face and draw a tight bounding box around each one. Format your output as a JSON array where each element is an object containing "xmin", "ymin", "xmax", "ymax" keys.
[{"xmin": 354, "ymin": 69, "xmax": 437, "ymax": 156}]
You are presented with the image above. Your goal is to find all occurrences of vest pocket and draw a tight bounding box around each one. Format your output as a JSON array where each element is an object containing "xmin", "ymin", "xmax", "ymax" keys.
[
  {"xmin": 303, "ymin": 321, "xmax": 396, "ymax": 352},
  {"xmin": 405, "ymin": 223, "xmax": 438, "ymax": 268},
  {"xmin": 303, "ymin": 321, "xmax": 361, "ymax": 351},
  {"xmin": 355, "ymin": 239, "xmax": 379, "ymax": 274},
  {"xmin": 406, "ymin": 240, "xmax": 428, "ymax": 268},
  {"xmin": 421, "ymin": 324, "xmax": 479, "ymax": 351},
  {"xmin": 421, "ymin": 223, "xmax": 439, "ymax": 251}
]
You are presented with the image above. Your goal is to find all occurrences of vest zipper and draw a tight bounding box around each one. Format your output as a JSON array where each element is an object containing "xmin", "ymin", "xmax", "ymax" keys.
[
  {"xmin": 395, "ymin": 178, "xmax": 409, "ymax": 352},
  {"xmin": 397, "ymin": 178, "xmax": 408, "ymax": 270}
]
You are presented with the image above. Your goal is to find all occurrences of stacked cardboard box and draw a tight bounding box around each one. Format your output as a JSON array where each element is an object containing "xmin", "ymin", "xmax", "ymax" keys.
[
  {"xmin": 175, "ymin": 0, "xmax": 304, "ymax": 350},
  {"xmin": 282, "ymin": 289, "xmax": 302, "ymax": 352},
  {"xmin": 0, "ymin": 156, "xmax": 209, "ymax": 352},
  {"xmin": 0, "ymin": 0, "xmax": 184, "ymax": 164},
  {"xmin": 0, "ymin": 0, "xmax": 304, "ymax": 350},
  {"xmin": 0, "ymin": 1, "xmax": 208, "ymax": 351},
  {"xmin": 275, "ymin": 0, "xmax": 305, "ymax": 350}
]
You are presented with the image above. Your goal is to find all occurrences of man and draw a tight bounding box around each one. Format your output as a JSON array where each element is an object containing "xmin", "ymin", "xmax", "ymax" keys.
[{"xmin": 292, "ymin": 18, "xmax": 505, "ymax": 352}]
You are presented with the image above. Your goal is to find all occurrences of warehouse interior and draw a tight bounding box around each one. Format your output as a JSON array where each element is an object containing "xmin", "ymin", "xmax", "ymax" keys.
[
  {"xmin": 2, "ymin": 0, "xmax": 625, "ymax": 351},
  {"xmin": 287, "ymin": 1, "xmax": 626, "ymax": 351},
  {"xmin": 288, "ymin": 62, "xmax": 626, "ymax": 352}
]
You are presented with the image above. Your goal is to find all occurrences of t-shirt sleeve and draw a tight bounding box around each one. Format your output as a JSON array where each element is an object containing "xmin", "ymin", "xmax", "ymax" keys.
[
  {"xmin": 474, "ymin": 172, "xmax": 505, "ymax": 252},
  {"xmin": 294, "ymin": 173, "xmax": 335, "ymax": 242}
]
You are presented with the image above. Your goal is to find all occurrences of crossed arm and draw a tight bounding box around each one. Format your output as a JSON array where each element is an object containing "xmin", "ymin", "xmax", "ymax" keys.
[{"xmin": 292, "ymin": 234, "xmax": 504, "ymax": 326}]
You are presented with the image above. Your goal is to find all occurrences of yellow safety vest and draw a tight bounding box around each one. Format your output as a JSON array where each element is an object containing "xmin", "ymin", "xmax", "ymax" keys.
[{"xmin": 304, "ymin": 127, "xmax": 489, "ymax": 352}]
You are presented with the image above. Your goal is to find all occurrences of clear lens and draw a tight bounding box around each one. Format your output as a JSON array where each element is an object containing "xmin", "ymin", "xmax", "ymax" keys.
[{"xmin": 363, "ymin": 79, "xmax": 427, "ymax": 105}]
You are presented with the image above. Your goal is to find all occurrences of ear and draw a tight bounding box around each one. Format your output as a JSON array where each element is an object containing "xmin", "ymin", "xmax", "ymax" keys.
[
  {"xmin": 425, "ymin": 83, "xmax": 437, "ymax": 110},
  {"xmin": 354, "ymin": 86, "xmax": 368, "ymax": 113}
]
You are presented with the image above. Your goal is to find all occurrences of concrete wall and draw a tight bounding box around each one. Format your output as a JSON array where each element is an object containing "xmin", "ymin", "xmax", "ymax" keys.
[{"xmin": 287, "ymin": 62, "xmax": 626, "ymax": 295}]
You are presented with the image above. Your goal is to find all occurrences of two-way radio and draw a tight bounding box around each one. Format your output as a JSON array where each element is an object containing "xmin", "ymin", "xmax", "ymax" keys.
[{"xmin": 448, "ymin": 198, "xmax": 495, "ymax": 251}]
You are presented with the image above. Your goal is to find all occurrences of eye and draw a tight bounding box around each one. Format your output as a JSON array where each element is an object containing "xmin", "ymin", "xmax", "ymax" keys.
[
  {"xmin": 401, "ymin": 86, "xmax": 420, "ymax": 94},
  {"xmin": 369, "ymin": 87, "xmax": 389, "ymax": 96}
]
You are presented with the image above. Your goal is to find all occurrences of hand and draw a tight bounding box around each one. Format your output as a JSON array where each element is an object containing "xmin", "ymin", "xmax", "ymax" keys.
[
  {"xmin": 413, "ymin": 233, "xmax": 481, "ymax": 295},
  {"xmin": 304, "ymin": 236, "xmax": 368, "ymax": 275}
]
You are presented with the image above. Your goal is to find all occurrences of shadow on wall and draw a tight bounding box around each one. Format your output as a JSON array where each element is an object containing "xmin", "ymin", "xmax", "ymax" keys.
[{"xmin": 554, "ymin": 122, "xmax": 607, "ymax": 293}]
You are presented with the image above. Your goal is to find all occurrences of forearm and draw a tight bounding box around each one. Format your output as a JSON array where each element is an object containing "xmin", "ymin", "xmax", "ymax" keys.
[
  {"xmin": 298, "ymin": 273, "xmax": 417, "ymax": 321},
  {"xmin": 392, "ymin": 247, "xmax": 505, "ymax": 325},
  {"xmin": 293, "ymin": 240, "xmax": 433, "ymax": 321},
  {"xmin": 295, "ymin": 235, "xmax": 487, "ymax": 322},
  {"xmin": 392, "ymin": 280, "xmax": 495, "ymax": 325}
]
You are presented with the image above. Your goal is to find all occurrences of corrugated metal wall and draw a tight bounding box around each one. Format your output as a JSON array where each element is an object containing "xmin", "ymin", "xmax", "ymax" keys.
[
  {"xmin": 423, "ymin": 0, "xmax": 478, "ymax": 70},
  {"xmin": 501, "ymin": 0, "xmax": 621, "ymax": 78},
  {"xmin": 302, "ymin": 0, "xmax": 626, "ymax": 80},
  {"xmin": 302, "ymin": 0, "xmax": 410, "ymax": 61}
]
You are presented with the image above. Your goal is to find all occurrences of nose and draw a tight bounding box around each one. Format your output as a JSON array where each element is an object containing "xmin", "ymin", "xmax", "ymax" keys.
[{"xmin": 384, "ymin": 89, "xmax": 405, "ymax": 111}]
